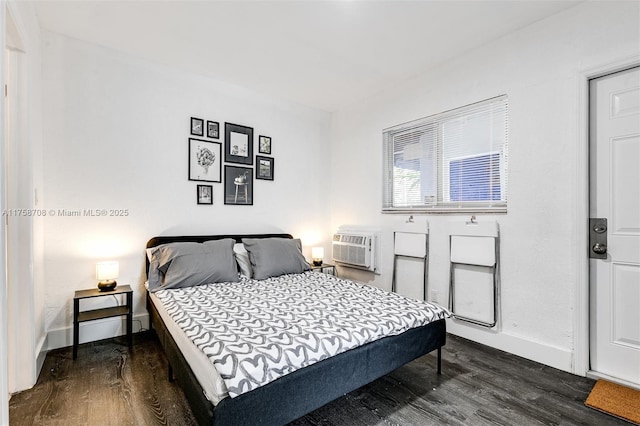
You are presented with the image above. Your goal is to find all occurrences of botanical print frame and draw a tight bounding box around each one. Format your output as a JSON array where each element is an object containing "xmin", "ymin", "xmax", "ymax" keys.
[
  {"xmin": 225, "ymin": 123, "xmax": 254, "ymax": 165},
  {"xmin": 259, "ymin": 135, "xmax": 271, "ymax": 154},
  {"xmin": 224, "ymin": 165, "xmax": 253, "ymax": 205},
  {"xmin": 256, "ymin": 155, "xmax": 274, "ymax": 181},
  {"xmin": 190, "ymin": 117, "xmax": 204, "ymax": 136},
  {"xmin": 207, "ymin": 121, "xmax": 220, "ymax": 139},
  {"xmin": 197, "ymin": 185, "xmax": 213, "ymax": 205},
  {"xmin": 188, "ymin": 138, "xmax": 221, "ymax": 182}
]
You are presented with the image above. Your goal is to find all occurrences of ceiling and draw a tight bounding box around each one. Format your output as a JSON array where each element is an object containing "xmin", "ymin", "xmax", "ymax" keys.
[{"xmin": 33, "ymin": 1, "xmax": 582, "ymax": 112}]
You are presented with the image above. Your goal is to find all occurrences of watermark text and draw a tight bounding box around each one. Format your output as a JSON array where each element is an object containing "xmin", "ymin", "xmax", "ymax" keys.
[{"xmin": 2, "ymin": 208, "xmax": 130, "ymax": 217}]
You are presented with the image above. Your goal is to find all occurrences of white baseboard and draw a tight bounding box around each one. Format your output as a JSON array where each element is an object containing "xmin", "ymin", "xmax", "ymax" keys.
[
  {"xmin": 35, "ymin": 333, "xmax": 47, "ymax": 382},
  {"xmin": 8, "ymin": 334, "xmax": 48, "ymax": 395},
  {"xmin": 46, "ymin": 313, "xmax": 150, "ymax": 351},
  {"xmin": 446, "ymin": 318, "xmax": 573, "ymax": 373}
]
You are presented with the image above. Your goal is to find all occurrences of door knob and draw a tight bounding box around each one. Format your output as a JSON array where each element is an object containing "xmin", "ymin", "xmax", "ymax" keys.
[{"xmin": 592, "ymin": 243, "xmax": 607, "ymax": 255}]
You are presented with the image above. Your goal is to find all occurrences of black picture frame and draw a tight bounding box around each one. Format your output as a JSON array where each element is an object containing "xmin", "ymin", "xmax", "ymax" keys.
[
  {"xmin": 224, "ymin": 165, "xmax": 253, "ymax": 205},
  {"xmin": 188, "ymin": 138, "xmax": 222, "ymax": 182},
  {"xmin": 207, "ymin": 121, "xmax": 220, "ymax": 139},
  {"xmin": 190, "ymin": 117, "xmax": 204, "ymax": 136},
  {"xmin": 256, "ymin": 155, "xmax": 274, "ymax": 181},
  {"xmin": 197, "ymin": 185, "xmax": 213, "ymax": 205},
  {"xmin": 225, "ymin": 123, "xmax": 254, "ymax": 165},
  {"xmin": 259, "ymin": 135, "xmax": 271, "ymax": 154}
]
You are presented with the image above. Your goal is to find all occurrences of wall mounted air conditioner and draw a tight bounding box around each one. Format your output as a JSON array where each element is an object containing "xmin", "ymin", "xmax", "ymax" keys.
[{"xmin": 332, "ymin": 232, "xmax": 377, "ymax": 272}]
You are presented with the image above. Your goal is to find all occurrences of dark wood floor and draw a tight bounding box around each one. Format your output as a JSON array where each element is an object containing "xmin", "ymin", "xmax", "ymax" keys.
[{"xmin": 9, "ymin": 332, "xmax": 625, "ymax": 426}]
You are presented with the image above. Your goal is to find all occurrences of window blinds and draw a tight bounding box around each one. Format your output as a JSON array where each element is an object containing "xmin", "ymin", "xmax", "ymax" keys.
[{"xmin": 383, "ymin": 95, "xmax": 508, "ymax": 212}]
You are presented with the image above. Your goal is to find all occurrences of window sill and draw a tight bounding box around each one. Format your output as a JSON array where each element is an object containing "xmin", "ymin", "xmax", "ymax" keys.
[{"xmin": 382, "ymin": 207, "xmax": 507, "ymax": 214}]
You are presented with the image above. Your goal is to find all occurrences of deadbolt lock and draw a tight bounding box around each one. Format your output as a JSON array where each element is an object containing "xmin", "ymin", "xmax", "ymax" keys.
[
  {"xmin": 593, "ymin": 223, "xmax": 607, "ymax": 233},
  {"xmin": 589, "ymin": 218, "xmax": 608, "ymax": 259}
]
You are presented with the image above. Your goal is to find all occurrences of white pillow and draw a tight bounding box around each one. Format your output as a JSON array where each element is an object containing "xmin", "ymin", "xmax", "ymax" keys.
[{"xmin": 233, "ymin": 243, "xmax": 252, "ymax": 278}]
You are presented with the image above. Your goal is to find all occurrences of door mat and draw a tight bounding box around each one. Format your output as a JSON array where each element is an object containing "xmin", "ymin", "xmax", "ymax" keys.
[{"xmin": 585, "ymin": 379, "xmax": 640, "ymax": 425}]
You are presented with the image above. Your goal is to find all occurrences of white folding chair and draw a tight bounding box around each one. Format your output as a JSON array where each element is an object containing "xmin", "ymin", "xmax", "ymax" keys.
[
  {"xmin": 448, "ymin": 221, "xmax": 500, "ymax": 327},
  {"xmin": 392, "ymin": 231, "xmax": 429, "ymax": 300}
]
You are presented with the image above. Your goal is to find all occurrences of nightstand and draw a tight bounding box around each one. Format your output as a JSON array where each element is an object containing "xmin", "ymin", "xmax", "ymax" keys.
[
  {"xmin": 73, "ymin": 285, "xmax": 133, "ymax": 359},
  {"xmin": 310, "ymin": 263, "xmax": 336, "ymax": 276}
]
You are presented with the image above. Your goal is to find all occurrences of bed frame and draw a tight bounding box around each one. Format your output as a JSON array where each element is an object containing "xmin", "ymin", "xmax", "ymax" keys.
[{"xmin": 145, "ymin": 234, "xmax": 446, "ymax": 426}]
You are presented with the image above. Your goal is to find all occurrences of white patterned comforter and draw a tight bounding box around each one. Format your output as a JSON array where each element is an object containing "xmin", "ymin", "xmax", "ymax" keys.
[{"xmin": 155, "ymin": 271, "xmax": 450, "ymax": 398}]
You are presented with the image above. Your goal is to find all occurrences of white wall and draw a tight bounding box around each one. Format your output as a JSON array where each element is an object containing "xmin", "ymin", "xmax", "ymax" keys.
[
  {"xmin": 41, "ymin": 31, "xmax": 332, "ymax": 348},
  {"xmin": 329, "ymin": 1, "xmax": 640, "ymax": 373}
]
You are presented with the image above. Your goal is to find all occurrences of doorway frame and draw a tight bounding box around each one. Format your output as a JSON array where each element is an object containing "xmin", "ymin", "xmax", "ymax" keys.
[
  {"xmin": 574, "ymin": 55, "xmax": 640, "ymax": 382},
  {"xmin": 0, "ymin": 3, "xmax": 7, "ymax": 422}
]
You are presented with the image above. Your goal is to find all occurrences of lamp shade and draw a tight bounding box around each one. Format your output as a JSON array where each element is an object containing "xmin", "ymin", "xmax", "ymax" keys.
[
  {"xmin": 311, "ymin": 247, "xmax": 324, "ymax": 260},
  {"xmin": 96, "ymin": 261, "xmax": 119, "ymax": 281}
]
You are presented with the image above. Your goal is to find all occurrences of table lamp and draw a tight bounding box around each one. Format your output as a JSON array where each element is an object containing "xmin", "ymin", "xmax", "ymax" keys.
[
  {"xmin": 311, "ymin": 247, "xmax": 324, "ymax": 266},
  {"xmin": 96, "ymin": 261, "xmax": 119, "ymax": 291}
]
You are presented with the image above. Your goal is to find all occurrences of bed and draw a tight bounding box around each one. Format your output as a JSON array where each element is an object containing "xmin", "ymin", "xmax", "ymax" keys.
[{"xmin": 145, "ymin": 233, "xmax": 449, "ymax": 426}]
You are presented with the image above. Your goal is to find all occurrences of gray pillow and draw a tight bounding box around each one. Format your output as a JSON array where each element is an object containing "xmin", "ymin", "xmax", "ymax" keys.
[
  {"xmin": 147, "ymin": 239, "xmax": 238, "ymax": 292},
  {"xmin": 242, "ymin": 237, "xmax": 311, "ymax": 280}
]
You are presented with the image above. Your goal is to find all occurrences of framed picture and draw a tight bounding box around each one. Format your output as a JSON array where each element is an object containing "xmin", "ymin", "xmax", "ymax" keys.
[
  {"xmin": 256, "ymin": 155, "xmax": 274, "ymax": 181},
  {"xmin": 224, "ymin": 165, "xmax": 253, "ymax": 205},
  {"xmin": 225, "ymin": 123, "xmax": 254, "ymax": 165},
  {"xmin": 259, "ymin": 135, "xmax": 271, "ymax": 154},
  {"xmin": 197, "ymin": 185, "xmax": 213, "ymax": 205},
  {"xmin": 207, "ymin": 121, "xmax": 220, "ymax": 139},
  {"xmin": 190, "ymin": 117, "xmax": 204, "ymax": 136},
  {"xmin": 189, "ymin": 138, "xmax": 221, "ymax": 182}
]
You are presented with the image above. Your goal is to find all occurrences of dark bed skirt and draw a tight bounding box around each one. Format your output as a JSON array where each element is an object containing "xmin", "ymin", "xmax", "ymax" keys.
[{"xmin": 148, "ymin": 293, "xmax": 446, "ymax": 426}]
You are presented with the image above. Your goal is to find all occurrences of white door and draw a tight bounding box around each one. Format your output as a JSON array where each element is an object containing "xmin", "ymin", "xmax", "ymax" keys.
[{"xmin": 589, "ymin": 66, "xmax": 640, "ymax": 388}]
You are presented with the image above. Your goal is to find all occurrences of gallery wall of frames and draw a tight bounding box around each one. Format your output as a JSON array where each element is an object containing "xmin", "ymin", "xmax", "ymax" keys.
[{"xmin": 189, "ymin": 117, "xmax": 274, "ymax": 206}]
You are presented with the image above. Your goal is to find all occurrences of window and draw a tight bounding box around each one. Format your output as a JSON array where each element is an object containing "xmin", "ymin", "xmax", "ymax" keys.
[{"xmin": 382, "ymin": 96, "xmax": 508, "ymax": 212}]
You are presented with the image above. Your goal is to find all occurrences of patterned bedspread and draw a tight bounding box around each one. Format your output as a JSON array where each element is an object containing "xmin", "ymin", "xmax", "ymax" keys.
[{"xmin": 155, "ymin": 271, "xmax": 450, "ymax": 398}]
